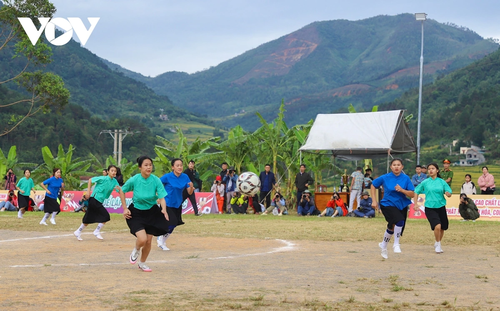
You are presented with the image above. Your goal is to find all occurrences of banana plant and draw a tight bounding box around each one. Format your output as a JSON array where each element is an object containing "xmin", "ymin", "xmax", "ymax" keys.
[
  {"xmin": 0, "ymin": 146, "xmax": 37, "ymax": 176},
  {"xmin": 33, "ymin": 144, "xmax": 92, "ymax": 190}
]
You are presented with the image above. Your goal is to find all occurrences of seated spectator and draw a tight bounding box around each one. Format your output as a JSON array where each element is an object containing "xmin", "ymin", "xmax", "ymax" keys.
[
  {"xmin": 460, "ymin": 174, "xmax": 477, "ymax": 195},
  {"xmin": 0, "ymin": 190, "xmax": 18, "ymax": 211},
  {"xmin": 353, "ymin": 191, "xmax": 375, "ymax": 218},
  {"xmin": 459, "ymin": 193, "xmax": 480, "ymax": 222},
  {"xmin": 297, "ymin": 190, "xmax": 315, "ymax": 216},
  {"xmin": 318, "ymin": 192, "xmax": 347, "ymax": 217},
  {"xmin": 230, "ymin": 192, "xmax": 248, "ymax": 214},
  {"xmin": 248, "ymin": 194, "xmax": 263, "ymax": 214},
  {"xmin": 261, "ymin": 192, "xmax": 286, "ymax": 215},
  {"xmin": 74, "ymin": 193, "xmax": 89, "ymax": 212}
]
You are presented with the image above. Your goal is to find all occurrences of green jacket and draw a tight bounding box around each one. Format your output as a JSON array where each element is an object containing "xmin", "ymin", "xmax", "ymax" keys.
[{"xmin": 459, "ymin": 198, "xmax": 480, "ymax": 220}]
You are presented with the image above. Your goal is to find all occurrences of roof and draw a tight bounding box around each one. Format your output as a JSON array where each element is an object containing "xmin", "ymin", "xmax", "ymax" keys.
[{"xmin": 299, "ymin": 110, "xmax": 416, "ymax": 160}]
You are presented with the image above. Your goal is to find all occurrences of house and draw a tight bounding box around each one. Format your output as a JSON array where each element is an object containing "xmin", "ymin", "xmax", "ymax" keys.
[{"xmin": 458, "ymin": 146, "xmax": 486, "ymax": 166}]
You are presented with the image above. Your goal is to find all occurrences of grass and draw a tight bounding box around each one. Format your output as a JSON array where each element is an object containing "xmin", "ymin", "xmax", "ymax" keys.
[{"xmin": 2, "ymin": 212, "xmax": 500, "ymax": 249}]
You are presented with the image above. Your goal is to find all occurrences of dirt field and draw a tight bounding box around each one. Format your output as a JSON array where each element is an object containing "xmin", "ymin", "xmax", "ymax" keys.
[{"xmin": 1, "ymin": 226, "xmax": 499, "ymax": 310}]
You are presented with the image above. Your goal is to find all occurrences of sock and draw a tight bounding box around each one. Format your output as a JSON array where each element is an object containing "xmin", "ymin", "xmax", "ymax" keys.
[
  {"xmin": 42, "ymin": 213, "xmax": 50, "ymax": 222},
  {"xmin": 94, "ymin": 223, "xmax": 104, "ymax": 233},
  {"xmin": 18, "ymin": 209, "xmax": 23, "ymax": 218},
  {"xmin": 77, "ymin": 224, "xmax": 85, "ymax": 232},
  {"xmin": 381, "ymin": 229, "xmax": 393, "ymax": 248},
  {"xmin": 51, "ymin": 212, "xmax": 57, "ymax": 219},
  {"xmin": 393, "ymin": 225, "xmax": 403, "ymax": 245},
  {"xmin": 157, "ymin": 235, "xmax": 164, "ymax": 245}
]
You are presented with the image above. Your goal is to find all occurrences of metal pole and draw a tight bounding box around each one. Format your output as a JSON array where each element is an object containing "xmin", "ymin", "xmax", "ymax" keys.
[
  {"xmin": 118, "ymin": 130, "xmax": 123, "ymax": 166},
  {"xmin": 416, "ymin": 20, "xmax": 424, "ymax": 164},
  {"xmin": 113, "ymin": 129, "xmax": 118, "ymax": 162}
]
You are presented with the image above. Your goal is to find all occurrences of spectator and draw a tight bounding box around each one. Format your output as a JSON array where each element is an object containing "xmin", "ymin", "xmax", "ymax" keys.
[
  {"xmin": 458, "ymin": 194, "xmax": 480, "ymax": 222},
  {"xmin": 421, "ymin": 165, "xmax": 427, "ymax": 175},
  {"xmin": 219, "ymin": 162, "xmax": 228, "ymax": 184},
  {"xmin": 211, "ymin": 176, "xmax": 225, "ymax": 214},
  {"xmin": 297, "ymin": 190, "xmax": 315, "ymax": 216},
  {"xmin": 353, "ymin": 191, "xmax": 375, "ymax": 218},
  {"xmin": 261, "ymin": 192, "xmax": 286, "ymax": 215},
  {"xmin": 318, "ymin": 191, "xmax": 347, "ymax": 217},
  {"xmin": 0, "ymin": 190, "xmax": 18, "ymax": 211},
  {"xmin": 411, "ymin": 165, "xmax": 427, "ymax": 187},
  {"xmin": 294, "ymin": 164, "xmax": 314, "ymax": 209},
  {"xmin": 115, "ymin": 167, "xmax": 124, "ymax": 186},
  {"xmin": 259, "ymin": 164, "xmax": 276, "ymax": 209},
  {"xmin": 248, "ymin": 194, "xmax": 263, "ymax": 214},
  {"xmin": 440, "ymin": 159, "xmax": 453, "ymax": 187},
  {"xmin": 102, "ymin": 169, "xmax": 108, "ymax": 176},
  {"xmin": 4, "ymin": 168, "xmax": 17, "ymax": 191},
  {"xmin": 349, "ymin": 167, "xmax": 364, "ymax": 213},
  {"xmin": 74, "ymin": 193, "xmax": 89, "ymax": 213},
  {"xmin": 230, "ymin": 192, "xmax": 248, "ymax": 214},
  {"xmin": 460, "ymin": 174, "xmax": 477, "ymax": 195},
  {"xmin": 478, "ymin": 166, "xmax": 495, "ymax": 194},
  {"xmin": 363, "ymin": 173, "xmax": 372, "ymax": 190},
  {"xmin": 223, "ymin": 167, "xmax": 238, "ymax": 213},
  {"xmin": 184, "ymin": 160, "xmax": 202, "ymax": 216}
]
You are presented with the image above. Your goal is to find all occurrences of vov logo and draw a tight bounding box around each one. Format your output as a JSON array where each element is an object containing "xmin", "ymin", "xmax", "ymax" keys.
[{"xmin": 18, "ymin": 17, "xmax": 100, "ymax": 46}]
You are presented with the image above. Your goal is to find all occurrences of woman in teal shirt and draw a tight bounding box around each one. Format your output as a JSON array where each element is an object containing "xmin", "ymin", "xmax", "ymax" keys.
[
  {"xmin": 119, "ymin": 156, "xmax": 170, "ymax": 272},
  {"xmin": 414, "ymin": 163, "xmax": 452, "ymax": 254},
  {"xmin": 16, "ymin": 169, "xmax": 35, "ymax": 219},
  {"xmin": 73, "ymin": 165, "xmax": 120, "ymax": 241}
]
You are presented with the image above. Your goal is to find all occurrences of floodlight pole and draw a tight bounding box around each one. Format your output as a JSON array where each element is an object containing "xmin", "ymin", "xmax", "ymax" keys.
[{"xmin": 415, "ymin": 13, "xmax": 426, "ymax": 164}]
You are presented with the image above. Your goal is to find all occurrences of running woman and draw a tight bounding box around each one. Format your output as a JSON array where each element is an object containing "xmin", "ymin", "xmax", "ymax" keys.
[
  {"xmin": 39, "ymin": 168, "xmax": 64, "ymax": 225},
  {"xmin": 157, "ymin": 158, "xmax": 194, "ymax": 251},
  {"xmin": 413, "ymin": 163, "xmax": 452, "ymax": 254},
  {"xmin": 73, "ymin": 165, "xmax": 120, "ymax": 241},
  {"xmin": 16, "ymin": 169, "xmax": 35, "ymax": 219},
  {"xmin": 119, "ymin": 156, "xmax": 170, "ymax": 272},
  {"xmin": 371, "ymin": 158, "xmax": 415, "ymax": 259}
]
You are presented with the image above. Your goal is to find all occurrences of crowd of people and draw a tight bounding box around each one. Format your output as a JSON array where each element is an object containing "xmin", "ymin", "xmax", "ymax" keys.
[{"xmin": 0, "ymin": 157, "xmax": 494, "ymax": 266}]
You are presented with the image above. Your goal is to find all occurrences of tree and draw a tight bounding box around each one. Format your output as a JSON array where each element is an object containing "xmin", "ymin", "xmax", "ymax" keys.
[
  {"xmin": 33, "ymin": 144, "xmax": 92, "ymax": 190},
  {"xmin": 0, "ymin": 0, "xmax": 70, "ymax": 135}
]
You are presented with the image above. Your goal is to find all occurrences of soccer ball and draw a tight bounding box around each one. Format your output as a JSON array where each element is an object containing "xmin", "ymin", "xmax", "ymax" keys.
[{"xmin": 236, "ymin": 172, "xmax": 261, "ymax": 196}]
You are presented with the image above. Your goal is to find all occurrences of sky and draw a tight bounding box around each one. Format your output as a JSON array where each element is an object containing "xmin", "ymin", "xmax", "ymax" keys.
[{"xmin": 47, "ymin": 0, "xmax": 500, "ymax": 77}]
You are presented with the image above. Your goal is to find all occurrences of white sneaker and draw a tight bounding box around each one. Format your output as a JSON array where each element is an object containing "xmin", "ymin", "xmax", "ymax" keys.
[
  {"xmin": 158, "ymin": 244, "xmax": 170, "ymax": 251},
  {"xmin": 156, "ymin": 236, "xmax": 164, "ymax": 247},
  {"xmin": 434, "ymin": 242, "xmax": 443, "ymax": 253},
  {"xmin": 18, "ymin": 216, "xmax": 23, "ymax": 219},
  {"xmin": 40, "ymin": 220, "xmax": 48, "ymax": 226},
  {"xmin": 130, "ymin": 248, "xmax": 140, "ymax": 264},
  {"xmin": 73, "ymin": 230, "xmax": 83, "ymax": 241},
  {"xmin": 50, "ymin": 218, "xmax": 56, "ymax": 225},
  {"xmin": 93, "ymin": 232, "xmax": 103, "ymax": 240},
  {"xmin": 393, "ymin": 244, "xmax": 402, "ymax": 253},
  {"xmin": 138, "ymin": 262, "xmax": 152, "ymax": 272},
  {"xmin": 379, "ymin": 242, "xmax": 388, "ymax": 259}
]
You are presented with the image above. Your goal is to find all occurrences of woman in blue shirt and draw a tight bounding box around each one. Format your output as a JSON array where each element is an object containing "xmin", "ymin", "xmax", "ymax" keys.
[
  {"xmin": 73, "ymin": 165, "xmax": 120, "ymax": 241},
  {"xmin": 39, "ymin": 168, "xmax": 65, "ymax": 225},
  {"xmin": 371, "ymin": 158, "xmax": 415, "ymax": 259},
  {"xmin": 157, "ymin": 158, "xmax": 194, "ymax": 251}
]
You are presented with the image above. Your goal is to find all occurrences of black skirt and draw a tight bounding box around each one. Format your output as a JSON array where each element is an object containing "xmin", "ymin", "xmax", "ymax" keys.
[
  {"xmin": 82, "ymin": 197, "xmax": 111, "ymax": 224},
  {"xmin": 44, "ymin": 197, "xmax": 60, "ymax": 213},
  {"xmin": 126, "ymin": 204, "xmax": 171, "ymax": 237},
  {"xmin": 380, "ymin": 205, "xmax": 408, "ymax": 235},
  {"xmin": 425, "ymin": 206, "xmax": 449, "ymax": 231},
  {"xmin": 18, "ymin": 194, "xmax": 30, "ymax": 209},
  {"xmin": 166, "ymin": 206, "xmax": 185, "ymax": 227}
]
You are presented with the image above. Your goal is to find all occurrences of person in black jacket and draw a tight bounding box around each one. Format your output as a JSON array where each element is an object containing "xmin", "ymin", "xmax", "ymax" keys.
[
  {"xmin": 183, "ymin": 160, "xmax": 202, "ymax": 216},
  {"xmin": 294, "ymin": 164, "xmax": 314, "ymax": 209},
  {"xmin": 259, "ymin": 164, "xmax": 276, "ymax": 209}
]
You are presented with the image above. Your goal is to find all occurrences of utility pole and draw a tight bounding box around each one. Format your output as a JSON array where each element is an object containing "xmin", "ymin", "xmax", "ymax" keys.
[{"xmin": 99, "ymin": 129, "xmax": 141, "ymax": 166}]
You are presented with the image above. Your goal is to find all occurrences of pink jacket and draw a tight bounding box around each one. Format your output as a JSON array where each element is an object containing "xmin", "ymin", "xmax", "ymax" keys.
[{"xmin": 478, "ymin": 173, "xmax": 495, "ymax": 191}]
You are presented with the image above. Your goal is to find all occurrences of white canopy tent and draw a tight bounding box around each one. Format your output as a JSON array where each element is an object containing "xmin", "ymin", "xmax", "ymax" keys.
[{"xmin": 299, "ymin": 110, "xmax": 416, "ymax": 161}]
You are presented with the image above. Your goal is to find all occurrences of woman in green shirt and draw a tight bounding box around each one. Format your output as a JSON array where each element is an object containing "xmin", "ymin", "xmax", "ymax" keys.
[
  {"xmin": 73, "ymin": 165, "xmax": 120, "ymax": 241},
  {"xmin": 16, "ymin": 169, "xmax": 35, "ymax": 219},
  {"xmin": 119, "ymin": 156, "xmax": 170, "ymax": 272},
  {"xmin": 414, "ymin": 163, "xmax": 452, "ymax": 254}
]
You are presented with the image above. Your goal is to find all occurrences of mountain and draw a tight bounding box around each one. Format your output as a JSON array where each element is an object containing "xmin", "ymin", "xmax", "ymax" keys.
[
  {"xmin": 379, "ymin": 47, "xmax": 500, "ymax": 157},
  {"xmin": 0, "ymin": 28, "xmax": 216, "ymax": 141},
  {"xmin": 112, "ymin": 14, "xmax": 498, "ymax": 130}
]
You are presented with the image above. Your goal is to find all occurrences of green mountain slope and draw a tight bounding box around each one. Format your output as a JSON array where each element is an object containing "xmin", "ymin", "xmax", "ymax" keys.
[
  {"xmin": 380, "ymin": 48, "xmax": 500, "ymax": 151},
  {"xmin": 114, "ymin": 14, "xmax": 497, "ymax": 130}
]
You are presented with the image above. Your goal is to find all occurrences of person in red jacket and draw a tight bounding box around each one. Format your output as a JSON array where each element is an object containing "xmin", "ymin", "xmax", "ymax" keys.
[
  {"xmin": 318, "ymin": 192, "xmax": 347, "ymax": 217},
  {"xmin": 0, "ymin": 190, "xmax": 18, "ymax": 211},
  {"xmin": 478, "ymin": 166, "xmax": 495, "ymax": 194}
]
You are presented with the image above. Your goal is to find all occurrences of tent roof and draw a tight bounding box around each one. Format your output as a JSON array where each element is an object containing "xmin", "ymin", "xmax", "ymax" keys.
[{"xmin": 299, "ymin": 110, "xmax": 416, "ymax": 160}]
